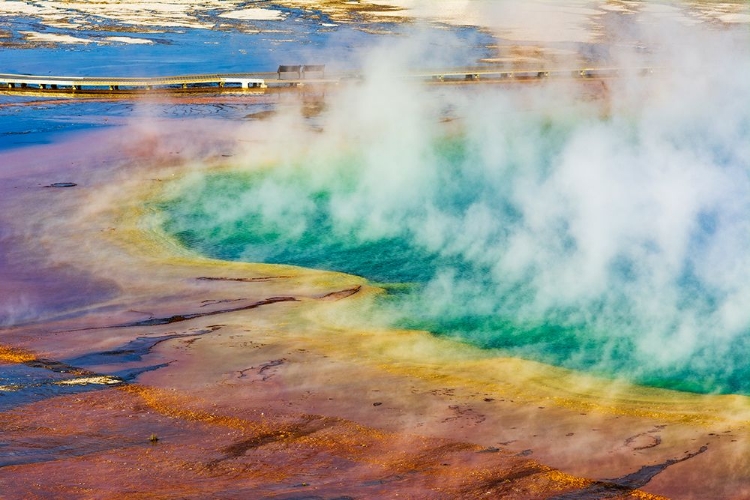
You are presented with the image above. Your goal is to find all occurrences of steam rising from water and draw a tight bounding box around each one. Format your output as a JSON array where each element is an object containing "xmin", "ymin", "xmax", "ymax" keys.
[{"xmin": 161, "ymin": 21, "xmax": 750, "ymax": 394}]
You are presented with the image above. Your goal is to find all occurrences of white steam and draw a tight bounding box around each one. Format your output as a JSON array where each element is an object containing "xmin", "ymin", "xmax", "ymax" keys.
[{"xmin": 166, "ymin": 8, "xmax": 750, "ymax": 390}]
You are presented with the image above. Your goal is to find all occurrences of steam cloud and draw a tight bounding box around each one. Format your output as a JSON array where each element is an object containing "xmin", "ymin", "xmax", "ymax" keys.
[{"xmin": 160, "ymin": 13, "xmax": 750, "ymax": 394}]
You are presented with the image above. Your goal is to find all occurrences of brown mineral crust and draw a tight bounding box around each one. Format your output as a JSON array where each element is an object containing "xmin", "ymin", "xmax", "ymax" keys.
[
  {"xmin": 273, "ymin": 0, "xmax": 409, "ymax": 24},
  {"xmin": 0, "ymin": 384, "xmax": 665, "ymax": 499},
  {"xmin": 0, "ymin": 345, "xmax": 37, "ymax": 364}
]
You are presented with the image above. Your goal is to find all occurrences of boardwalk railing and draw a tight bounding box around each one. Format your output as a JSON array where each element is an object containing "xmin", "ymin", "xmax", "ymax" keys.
[
  {"xmin": 0, "ymin": 66, "xmax": 657, "ymax": 95},
  {"xmin": 0, "ymin": 73, "xmax": 271, "ymax": 91}
]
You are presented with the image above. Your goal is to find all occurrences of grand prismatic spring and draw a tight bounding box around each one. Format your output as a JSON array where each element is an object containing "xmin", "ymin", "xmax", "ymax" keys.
[{"xmin": 3, "ymin": 1, "xmax": 750, "ymax": 498}]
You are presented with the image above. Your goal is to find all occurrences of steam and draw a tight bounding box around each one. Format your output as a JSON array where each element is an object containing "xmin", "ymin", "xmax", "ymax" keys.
[{"xmin": 160, "ymin": 14, "xmax": 750, "ymax": 394}]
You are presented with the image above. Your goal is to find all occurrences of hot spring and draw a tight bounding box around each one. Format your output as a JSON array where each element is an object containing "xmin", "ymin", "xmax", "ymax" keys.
[{"xmin": 158, "ymin": 53, "xmax": 750, "ymax": 396}]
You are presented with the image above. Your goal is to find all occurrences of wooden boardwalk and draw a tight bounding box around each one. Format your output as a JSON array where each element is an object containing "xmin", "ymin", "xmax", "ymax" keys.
[
  {"xmin": 0, "ymin": 66, "xmax": 655, "ymax": 96},
  {"xmin": 0, "ymin": 72, "xmax": 275, "ymax": 93}
]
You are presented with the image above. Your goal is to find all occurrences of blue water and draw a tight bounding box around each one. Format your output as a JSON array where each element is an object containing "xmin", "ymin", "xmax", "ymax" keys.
[
  {"xmin": 0, "ymin": 8, "xmax": 496, "ymax": 150},
  {"xmin": 159, "ymin": 129, "xmax": 750, "ymax": 395}
]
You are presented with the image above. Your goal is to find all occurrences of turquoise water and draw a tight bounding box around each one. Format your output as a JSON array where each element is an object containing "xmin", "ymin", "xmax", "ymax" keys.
[{"xmin": 160, "ymin": 126, "xmax": 750, "ymax": 395}]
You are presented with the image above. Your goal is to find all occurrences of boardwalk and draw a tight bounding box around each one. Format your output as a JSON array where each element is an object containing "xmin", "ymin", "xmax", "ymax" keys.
[
  {"xmin": 0, "ymin": 72, "xmax": 274, "ymax": 93},
  {"xmin": 0, "ymin": 66, "xmax": 654, "ymax": 96}
]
